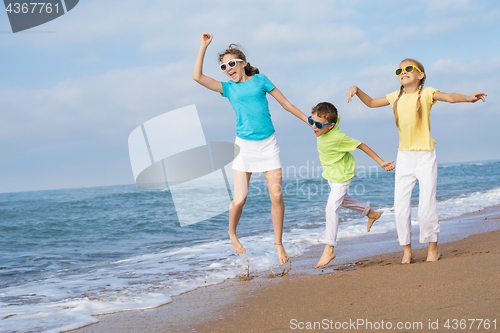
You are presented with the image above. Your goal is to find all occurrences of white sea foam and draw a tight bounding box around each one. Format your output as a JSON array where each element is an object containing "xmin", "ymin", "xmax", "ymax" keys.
[
  {"xmin": 437, "ymin": 187, "xmax": 500, "ymax": 220},
  {"xmin": 1, "ymin": 187, "xmax": 500, "ymax": 333}
]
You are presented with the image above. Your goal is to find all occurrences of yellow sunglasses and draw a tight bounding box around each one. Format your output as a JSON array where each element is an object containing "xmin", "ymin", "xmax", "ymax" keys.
[{"xmin": 394, "ymin": 65, "xmax": 422, "ymax": 76}]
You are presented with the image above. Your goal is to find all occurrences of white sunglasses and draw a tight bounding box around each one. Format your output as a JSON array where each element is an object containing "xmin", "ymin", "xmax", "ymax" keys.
[{"xmin": 219, "ymin": 59, "xmax": 243, "ymax": 71}]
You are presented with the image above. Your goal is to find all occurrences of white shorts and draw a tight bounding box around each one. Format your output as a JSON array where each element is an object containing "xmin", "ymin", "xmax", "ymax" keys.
[{"xmin": 232, "ymin": 133, "xmax": 282, "ymax": 173}]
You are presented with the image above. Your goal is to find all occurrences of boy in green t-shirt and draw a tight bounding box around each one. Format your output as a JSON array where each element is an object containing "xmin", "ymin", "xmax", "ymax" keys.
[{"xmin": 309, "ymin": 102, "xmax": 395, "ymax": 268}]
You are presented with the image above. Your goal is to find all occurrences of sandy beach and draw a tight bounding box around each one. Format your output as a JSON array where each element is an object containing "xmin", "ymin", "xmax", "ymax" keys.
[{"xmin": 71, "ymin": 211, "xmax": 500, "ymax": 333}]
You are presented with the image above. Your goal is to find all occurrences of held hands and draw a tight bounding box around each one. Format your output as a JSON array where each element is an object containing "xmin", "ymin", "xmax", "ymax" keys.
[
  {"xmin": 380, "ymin": 161, "xmax": 395, "ymax": 172},
  {"xmin": 346, "ymin": 86, "xmax": 358, "ymax": 103},
  {"xmin": 467, "ymin": 92, "xmax": 487, "ymax": 103},
  {"xmin": 201, "ymin": 33, "xmax": 213, "ymax": 47}
]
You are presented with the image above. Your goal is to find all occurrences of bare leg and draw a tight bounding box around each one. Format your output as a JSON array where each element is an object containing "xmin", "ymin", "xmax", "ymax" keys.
[
  {"xmin": 315, "ymin": 245, "xmax": 336, "ymax": 268},
  {"xmin": 264, "ymin": 168, "xmax": 289, "ymax": 265},
  {"xmin": 426, "ymin": 242, "xmax": 441, "ymax": 261},
  {"xmin": 366, "ymin": 209, "xmax": 381, "ymax": 232},
  {"xmin": 228, "ymin": 171, "xmax": 251, "ymax": 254},
  {"xmin": 402, "ymin": 244, "xmax": 412, "ymax": 264}
]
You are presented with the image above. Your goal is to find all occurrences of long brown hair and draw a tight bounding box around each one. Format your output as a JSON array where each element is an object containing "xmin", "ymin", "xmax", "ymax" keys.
[
  {"xmin": 218, "ymin": 44, "xmax": 259, "ymax": 76},
  {"xmin": 393, "ymin": 58, "xmax": 426, "ymax": 128}
]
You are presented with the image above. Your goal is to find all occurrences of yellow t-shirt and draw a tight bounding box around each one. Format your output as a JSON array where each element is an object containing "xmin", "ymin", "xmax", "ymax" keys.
[{"xmin": 386, "ymin": 86, "xmax": 439, "ymax": 151}]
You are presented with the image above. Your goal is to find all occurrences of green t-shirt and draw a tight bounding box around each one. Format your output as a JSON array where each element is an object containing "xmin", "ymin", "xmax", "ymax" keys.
[{"xmin": 317, "ymin": 121, "xmax": 361, "ymax": 183}]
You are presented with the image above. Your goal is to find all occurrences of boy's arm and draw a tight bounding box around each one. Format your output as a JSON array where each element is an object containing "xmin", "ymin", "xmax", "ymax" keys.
[
  {"xmin": 433, "ymin": 91, "xmax": 487, "ymax": 103},
  {"xmin": 347, "ymin": 86, "xmax": 390, "ymax": 108},
  {"xmin": 357, "ymin": 143, "xmax": 394, "ymax": 171}
]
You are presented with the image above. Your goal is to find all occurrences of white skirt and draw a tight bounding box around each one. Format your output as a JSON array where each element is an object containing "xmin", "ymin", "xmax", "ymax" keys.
[{"xmin": 232, "ymin": 133, "xmax": 282, "ymax": 173}]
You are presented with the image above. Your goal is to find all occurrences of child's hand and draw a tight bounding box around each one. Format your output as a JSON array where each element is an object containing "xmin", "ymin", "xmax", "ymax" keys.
[
  {"xmin": 380, "ymin": 161, "xmax": 395, "ymax": 171},
  {"xmin": 346, "ymin": 86, "xmax": 358, "ymax": 103},
  {"xmin": 467, "ymin": 92, "xmax": 487, "ymax": 103},
  {"xmin": 201, "ymin": 33, "xmax": 213, "ymax": 46}
]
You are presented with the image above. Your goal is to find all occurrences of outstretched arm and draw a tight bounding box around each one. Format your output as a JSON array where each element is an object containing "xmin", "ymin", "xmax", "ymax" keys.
[
  {"xmin": 347, "ymin": 86, "xmax": 389, "ymax": 108},
  {"xmin": 433, "ymin": 91, "xmax": 487, "ymax": 103},
  {"xmin": 193, "ymin": 33, "xmax": 223, "ymax": 94},
  {"xmin": 269, "ymin": 88, "xmax": 309, "ymax": 124},
  {"xmin": 357, "ymin": 143, "xmax": 394, "ymax": 171}
]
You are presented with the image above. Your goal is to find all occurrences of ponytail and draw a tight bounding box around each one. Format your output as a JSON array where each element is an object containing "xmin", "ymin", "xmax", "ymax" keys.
[
  {"xmin": 415, "ymin": 77, "xmax": 426, "ymax": 127},
  {"xmin": 244, "ymin": 62, "xmax": 259, "ymax": 76},
  {"xmin": 392, "ymin": 85, "xmax": 404, "ymax": 129}
]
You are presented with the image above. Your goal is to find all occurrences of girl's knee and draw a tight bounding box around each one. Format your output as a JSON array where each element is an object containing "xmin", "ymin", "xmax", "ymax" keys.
[
  {"xmin": 269, "ymin": 193, "xmax": 283, "ymax": 205},
  {"xmin": 230, "ymin": 197, "xmax": 247, "ymax": 209}
]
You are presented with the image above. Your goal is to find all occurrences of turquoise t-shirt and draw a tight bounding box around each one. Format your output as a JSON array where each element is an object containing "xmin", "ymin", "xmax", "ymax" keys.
[
  {"xmin": 221, "ymin": 74, "xmax": 276, "ymax": 140},
  {"xmin": 317, "ymin": 118, "xmax": 361, "ymax": 183}
]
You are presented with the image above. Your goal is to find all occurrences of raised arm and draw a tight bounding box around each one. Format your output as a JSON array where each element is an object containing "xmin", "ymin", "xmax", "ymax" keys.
[
  {"xmin": 433, "ymin": 91, "xmax": 487, "ymax": 103},
  {"xmin": 269, "ymin": 88, "xmax": 309, "ymax": 124},
  {"xmin": 357, "ymin": 143, "xmax": 394, "ymax": 171},
  {"xmin": 347, "ymin": 86, "xmax": 389, "ymax": 108},
  {"xmin": 193, "ymin": 33, "xmax": 223, "ymax": 94}
]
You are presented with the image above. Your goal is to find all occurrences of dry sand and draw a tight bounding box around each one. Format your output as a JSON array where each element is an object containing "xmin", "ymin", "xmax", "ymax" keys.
[{"xmin": 71, "ymin": 216, "xmax": 500, "ymax": 333}]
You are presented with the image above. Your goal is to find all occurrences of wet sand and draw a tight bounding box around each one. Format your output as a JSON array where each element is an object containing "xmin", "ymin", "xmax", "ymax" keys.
[{"xmin": 71, "ymin": 210, "xmax": 500, "ymax": 333}]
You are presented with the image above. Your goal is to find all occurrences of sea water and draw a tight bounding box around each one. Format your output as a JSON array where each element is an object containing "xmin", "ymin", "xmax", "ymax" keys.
[{"xmin": 1, "ymin": 159, "xmax": 500, "ymax": 332}]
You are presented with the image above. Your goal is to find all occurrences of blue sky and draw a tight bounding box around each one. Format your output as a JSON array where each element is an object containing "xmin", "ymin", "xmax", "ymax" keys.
[{"xmin": 1, "ymin": 0, "xmax": 499, "ymax": 193}]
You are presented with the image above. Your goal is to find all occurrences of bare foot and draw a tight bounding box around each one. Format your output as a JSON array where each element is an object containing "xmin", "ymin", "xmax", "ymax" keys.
[
  {"xmin": 401, "ymin": 253, "xmax": 413, "ymax": 264},
  {"xmin": 426, "ymin": 252, "xmax": 441, "ymax": 262},
  {"xmin": 229, "ymin": 233, "xmax": 246, "ymax": 254},
  {"xmin": 315, "ymin": 245, "xmax": 336, "ymax": 268},
  {"xmin": 367, "ymin": 210, "xmax": 381, "ymax": 232},
  {"xmin": 401, "ymin": 244, "xmax": 412, "ymax": 264},
  {"xmin": 426, "ymin": 242, "xmax": 440, "ymax": 262},
  {"xmin": 275, "ymin": 243, "xmax": 289, "ymax": 265}
]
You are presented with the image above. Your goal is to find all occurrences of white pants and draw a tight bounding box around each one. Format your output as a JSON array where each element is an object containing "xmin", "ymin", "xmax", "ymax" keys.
[
  {"xmin": 394, "ymin": 149, "xmax": 439, "ymax": 245},
  {"xmin": 319, "ymin": 179, "xmax": 370, "ymax": 246}
]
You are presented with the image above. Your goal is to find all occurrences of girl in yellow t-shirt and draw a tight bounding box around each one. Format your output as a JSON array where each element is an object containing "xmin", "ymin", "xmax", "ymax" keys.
[{"xmin": 346, "ymin": 58, "xmax": 487, "ymax": 264}]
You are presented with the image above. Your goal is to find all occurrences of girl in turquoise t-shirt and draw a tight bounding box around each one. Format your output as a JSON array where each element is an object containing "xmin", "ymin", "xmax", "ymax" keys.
[{"xmin": 193, "ymin": 33, "xmax": 308, "ymax": 265}]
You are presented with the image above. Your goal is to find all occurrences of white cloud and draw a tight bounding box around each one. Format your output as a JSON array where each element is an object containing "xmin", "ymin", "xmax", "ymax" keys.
[
  {"xmin": 2, "ymin": 0, "xmax": 499, "ymax": 192},
  {"xmin": 423, "ymin": 0, "xmax": 471, "ymax": 11},
  {"xmin": 429, "ymin": 57, "xmax": 500, "ymax": 77},
  {"xmin": 379, "ymin": 16, "xmax": 465, "ymax": 47},
  {"xmin": 0, "ymin": 59, "xmax": 226, "ymax": 145},
  {"xmin": 5, "ymin": 0, "xmax": 371, "ymax": 62}
]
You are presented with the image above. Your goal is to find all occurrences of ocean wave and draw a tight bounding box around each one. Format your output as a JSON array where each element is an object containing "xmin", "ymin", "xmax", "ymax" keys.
[{"xmin": 2, "ymin": 161, "xmax": 500, "ymax": 332}]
